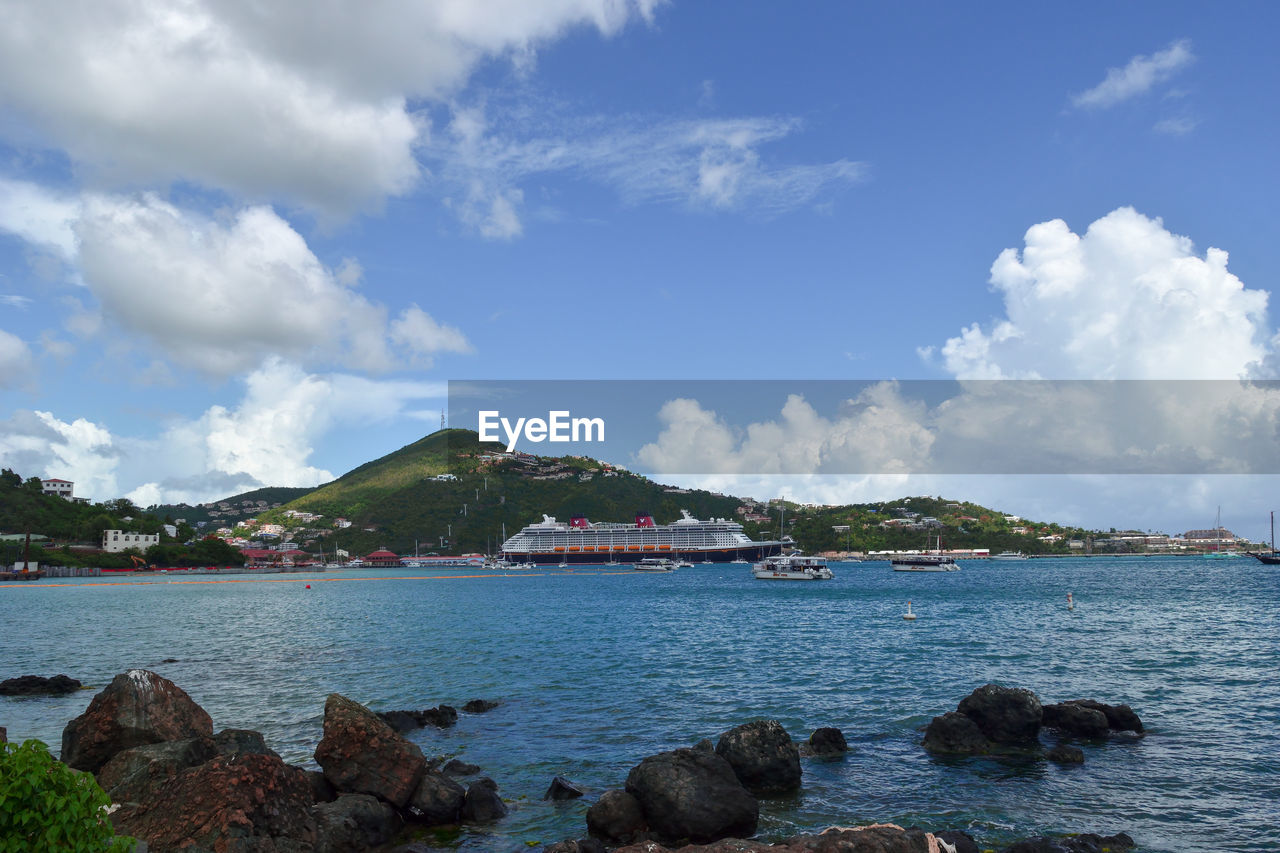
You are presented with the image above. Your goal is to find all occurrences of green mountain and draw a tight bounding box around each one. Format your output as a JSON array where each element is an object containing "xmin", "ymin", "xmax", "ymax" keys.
[
  {"xmin": 150, "ymin": 486, "xmax": 316, "ymax": 528},
  {"xmin": 240, "ymin": 429, "xmax": 1095, "ymax": 558}
]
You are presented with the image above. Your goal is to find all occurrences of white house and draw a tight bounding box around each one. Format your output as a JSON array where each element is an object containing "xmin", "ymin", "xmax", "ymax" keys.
[
  {"xmin": 41, "ymin": 478, "xmax": 74, "ymax": 499},
  {"xmin": 101, "ymin": 530, "xmax": 160, "ymax": 553}
]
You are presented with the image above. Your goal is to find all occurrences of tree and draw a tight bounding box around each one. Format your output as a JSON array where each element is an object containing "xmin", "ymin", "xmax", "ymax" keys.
[{"xmin": 0, "ymin": 468, "xmax": 21, "ymax": 489}]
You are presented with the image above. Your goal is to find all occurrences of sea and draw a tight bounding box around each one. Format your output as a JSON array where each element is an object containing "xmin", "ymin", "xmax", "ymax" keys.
[{"xmin": 1, "ymin": 557, "xmax": 1276, "ymax": 853}]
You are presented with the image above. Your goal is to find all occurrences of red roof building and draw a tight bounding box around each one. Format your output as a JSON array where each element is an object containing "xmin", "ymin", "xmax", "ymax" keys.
[{"xmin": 363, "ymin": 549, "xmax": 401, "ymax": 567}]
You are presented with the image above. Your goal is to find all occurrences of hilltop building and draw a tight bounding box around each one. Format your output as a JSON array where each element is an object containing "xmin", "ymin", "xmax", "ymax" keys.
[
  {"xmin": 40, "ymin": 478, "xmax": 88, "ymax": 503},
  {"xmin": 102, "ymin": 530, "xmax": 159, "ymax": 553}
]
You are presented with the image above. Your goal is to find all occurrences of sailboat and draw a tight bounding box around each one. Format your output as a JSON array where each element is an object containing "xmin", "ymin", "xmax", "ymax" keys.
[
  {"xmin": 1246, "ymin": 512, "xmax": 1280, "ymax": 564},
  {"xmin": 1204, "ymin": 506, "xmax": 1241, "ymax": 558}
]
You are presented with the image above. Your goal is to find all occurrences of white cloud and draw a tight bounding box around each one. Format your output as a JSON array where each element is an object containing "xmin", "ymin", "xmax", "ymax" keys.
[
  {"xmin": 1154, "ymin": 116, "xmax": 1198, "ymax": 136},
  {"xmin": 1, "ymin": 295, "xmax": 34, "ymax": 308},
  {"xmin": 930, "ymin": 207, "xmax": 1269, "ymax": 379},
  {"xmin": 0, "ymin": 330, "xmax": 34, "ymax": 389},
  {"xmin": 1071, "ymin": 39, "xmax": 1194, "ymax": 109},
  {"xmin": 0, "ymin": 360, "xmax": 446, "ymax": 505},
  {"xmin": 425, "ymin": 109, "xmax": 866, "ymax": 236},
  {"xmin": 0, "ymin": 189, "xmax": 471, "ymax": 377},
  {"xmin": 0, "ymin": 1, "xmax": 663, "ymax": 216},
  {"xmin": 0, "ymin": 179, "xmax": 80, "ymax": 259}
]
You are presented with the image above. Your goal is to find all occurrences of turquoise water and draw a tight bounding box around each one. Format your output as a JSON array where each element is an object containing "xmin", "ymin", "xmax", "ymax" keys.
[{"xmin": 1, "ymin": 558, "xmax": 1277, "ymax": 852}]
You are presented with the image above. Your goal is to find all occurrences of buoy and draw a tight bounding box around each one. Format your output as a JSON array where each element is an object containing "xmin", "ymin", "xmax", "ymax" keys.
[
  {"xmin": 305, "ymin": 584, "xmax": 311, "ymax": 589},
  {"xmin": 1067, "ymin": 591, "xmax": 1074, "ymax": 611},
  {"xmin": 903, "ymin": 600, "xmax": 917, "ymax": 621}
]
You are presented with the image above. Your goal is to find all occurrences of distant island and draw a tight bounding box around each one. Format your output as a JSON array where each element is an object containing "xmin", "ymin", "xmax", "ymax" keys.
[{"xmin": 1, "ymin": 430, "xmax": 1254, "ymax": 571}]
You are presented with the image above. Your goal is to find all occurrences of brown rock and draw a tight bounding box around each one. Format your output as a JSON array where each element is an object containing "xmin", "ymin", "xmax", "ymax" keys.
[
  {"xmin": 612, "ymin": 823, "xmax": 940, "ymax": 852},
  {"xmin": 60, "ymin": 669, "xmax": 214, "ymax": 773},
  {"xmin": 313, "ymin": 693, "xmax": 427, "ymax": 809},
  {"xmin": 111, "ymin": 752, "xmax": 317, "ymax": 852},
  {"xmin": 96, "ymin": 736, "xmax": 218, "ymax": 803}
]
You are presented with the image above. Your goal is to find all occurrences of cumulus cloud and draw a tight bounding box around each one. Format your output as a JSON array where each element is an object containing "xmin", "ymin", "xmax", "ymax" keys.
[
  {"xmin": 0, "ymin": 1, "xmax": 665, "ymax": 216},
  {"xmin": 0, "ymin": 187, "xmax": 470, "ymax": 377},
  {"xmin": 0, "ymin": 178, "xmax": 80, "ymax": 259},
  {"xmin": 1071, "ymin": 39, "xmax": 1194, "ymax": 109},
  {"xmin": 927, "ymin": 207, "xmax": 1269, "ymax": 379},
  {"xmin": 425, "ymin": 108, "xmax": 866, "ymax": 237},
  {"xmin": 0, "ymin": 360, "xmax": 446, "ymax": 504}
]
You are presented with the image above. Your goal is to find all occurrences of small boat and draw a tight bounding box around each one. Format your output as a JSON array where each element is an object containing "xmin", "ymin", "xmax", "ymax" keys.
[
  {"xmin": 891, "ymin": 538, "xmax": 959, "ymax": 572},
  {"xmin": 988, "ymin": 551, "xmax": 1027, "ymax": 561},
  {"xmin": 752, "ymin": 553, "xmax": 833, "ymax": 580},
  {"xmin": 634, "ymin": 557, "xmax": 675, "ymax": 572},
  {"xmin": 673, "ymin": 559, "xmax": 694, "ymax": 569},
  {"xmin": 730, "ymin": 558, "xmax": 749, "ymax": 565},
  {"xmin": 1246, "ymin": 511, "xmax": 1280, "ymax": 564}
]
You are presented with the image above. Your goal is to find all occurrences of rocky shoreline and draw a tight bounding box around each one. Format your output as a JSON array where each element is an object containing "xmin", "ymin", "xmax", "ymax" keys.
[{"xmin": 2, "ymin": 673, "xmax": 1143, "ymax": 852}]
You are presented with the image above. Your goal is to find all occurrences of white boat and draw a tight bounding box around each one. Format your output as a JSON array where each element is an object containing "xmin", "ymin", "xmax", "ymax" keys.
[
  {"xmin": 989, "ymin": 551, "xmax": 1027, "ymax": 561},
  {"xmin": 633, "ymin": 557, "xmax": 675, "ymax": 572},
  {"xmin": 752, "ymin": 554, "xmax": 833, "ymax": 580}
]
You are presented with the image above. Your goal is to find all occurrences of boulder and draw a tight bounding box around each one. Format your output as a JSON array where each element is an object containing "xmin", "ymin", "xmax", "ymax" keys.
[
  {"xmin": 714, "ymin": 720, "xmax": 802, "ymax": 795},
  {"xmin": 611, "ymin": 823, "xmax": 941, "ymax": 852},
  {"xmin": 443, "ymin": 758, "xmax": 481, "ymax": 776},
  {"xmin": 60, "ymin": 669, "xmax": 214, "ymax": 773},
  {"xmin": 935, "ymin": 829, "xmax": 981, "ymax": 853},
  {"xmin": 1042, "ymin": 704, "xmax": 1109, "ymax": 738},
  {"xmin": 624, "ymin": 747, "xmax": 758, "ymax": 844},
  {"xmin": 1063, "ymin": 700, "xmax": 1143, "ymax": 734},
  {"xmin": 586, "ymin": 789, "xmax": 646, "ymax": 844},
  {"xmin": 313, "ymin": 693, "xmax": 427, "ymax": 809},
  {"xmin": 110, "ymin": 752, "xmax": 317, "ymax": 852},
  {"xmin": 462, "ymin": 699, "xmax": 499, "ymax": 713},
  {"xmin": 956, "ymin": 684, "xmax": 1042, "ymax": 745},
  {"xmin": 461, "ymin": 777, "xmax": 508, "ymax": 823},
  {"xmin": 213, "ymin": 728, "xmax": 280, "ymax": 759},
  {"xmin": 546, "ymin": 775, "xmax": 586, "ymax": 800},
  {"xmin": 307, "ymin": 769, "xmax": 338, "ymax": 804},
  {"xmin": 692, "ymin": 738, "xmax": 714, "ymax": 753},
  {"xmin": 807, "ymin": 727, "xmax": 848, "ymax": 757},
  {"xmin": 1047, "ymin": 745, "xmax": 1084, "ymax": 764},
  {"xmin": 313, "ymin": 793, "xmax": 404, "ymax": 853},
  {"xmin": 403, "ymin": 768, "xmax": 466, "ymax": 825},
  {"xmin": 96, "ymin": 736, "xmax": 218, "ymax": 803},
  {"xmin": 378, "ymin": 710, "xmax": 422, "ymax": 733},
  {"xmin": 0, "ymin": 674, "xmax": 81, "ymax": 695},
  {"xmin": 1000, "ymin": 832, "xmax": 1134, "ymax": 853},
  {"xmin": 922, "ymin": 712, "xmax": 990, "ymax": 754},
  {"xmin": 419, "ymin": 705, "xmax": 458, "ymax": 728}
]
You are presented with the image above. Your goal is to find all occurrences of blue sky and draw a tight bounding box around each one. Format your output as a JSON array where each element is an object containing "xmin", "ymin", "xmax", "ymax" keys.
[{"xmin": 1, "ymin": 2, "xmax": 1278, "ymax": 537}]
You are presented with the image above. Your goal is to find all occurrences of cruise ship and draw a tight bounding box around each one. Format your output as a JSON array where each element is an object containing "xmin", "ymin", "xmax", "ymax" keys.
[{"xmin": 500, "ymin": 510, "xmax": 783, "ymax": 565}]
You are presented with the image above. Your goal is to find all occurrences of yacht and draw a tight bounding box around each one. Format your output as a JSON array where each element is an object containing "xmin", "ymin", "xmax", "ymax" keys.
[{"xmin": 752, "ymin": 553, "xmax": 833, "ymax": 580}]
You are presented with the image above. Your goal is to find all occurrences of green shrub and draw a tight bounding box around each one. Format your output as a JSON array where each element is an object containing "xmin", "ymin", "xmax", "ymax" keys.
[{"xmin": 0, "ymin": 739, "xmax": 134, "ymax": 852}]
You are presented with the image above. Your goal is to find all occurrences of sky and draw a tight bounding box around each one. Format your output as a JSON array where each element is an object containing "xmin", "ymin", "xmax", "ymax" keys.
[{"xmin": 1, "ymin": 2, "xmax": 1278, "ymax": 538}]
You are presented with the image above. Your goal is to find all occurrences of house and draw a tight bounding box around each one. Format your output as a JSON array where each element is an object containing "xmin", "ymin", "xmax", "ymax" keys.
[
  {"xmin": 41, "ymin": 478, "xmax": 74, "ymax": 499},
  {"xmin": 363, "ymin": 549, "xmax": 401, "ymax": 567},
  {"xmin": 101, "ymin": 529, "xmax": 160, "ymax": 553}
]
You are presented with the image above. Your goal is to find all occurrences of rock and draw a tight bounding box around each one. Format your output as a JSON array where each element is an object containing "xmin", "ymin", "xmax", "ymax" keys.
[
  {"xmin": 378, "ymin": 710, "xmax": 422, "ymax": 733},
  {"xmin": 956, "ymin": 684, "xmax": 1042, "ymax": 745},
  {"xmin": 624, "ymin": 747, "xmax": 758, "ymax": 844},
  {"xmin": 714, "ymin": 720, "xmax": 802, "ymax": 795},
  {"xmin": 314, "ymin": 693, "xmax": 427, "ymax": 809},
  {"xmin": 96, "ymin": 736, "xmax": 218, "ymax": 803},
  {"xmin": 613, "ymin": 824, "xmax": 943, "ymax": 852},
  {"xmin": 807, "ymin": 727, "xmax": 848, "ymax": 757},
  {"xmin": 419, "ymin": 704, "xmax": 458, "ymax": 728},
  {"xmin": 1001, "ymin": 832, "xmax": 1135, "ymax": 853},
  {"xmin": 1042, "ymin": 704, "xmax": 1109, "ymax": 738},
  {"xmin": 443, "ymin": 758, "xmax": 481, "ymax": 776},
  {"xmin": 461, "ymin": 777, "xmax": 508, "ymax": 823},
  {"xmin": 403, "ymin": 768, "xmax": 466, "ymax": 825},
  {"xmin": 213, "ymin": 728, "xmax": 280, "ymax": 759},
  {"xmin": 545, "ymin": 839, "xmax": 607, "ymax": 853},
  {"xmin": 60, "ymin": 669, "xmax": 214, "ymax": 773},
  {"xmin": 586, "ymin": 789, "xmax": 646, "ymax": 844},
  {"xmin": 110, "ymin": 752, "xmax": 317, "ymax": 852},
  {"xmin": 307, "ymin": 769, "xmax": 338, "ymax": 804},
  {"xmin": 935, "ymin": 828, "xmax": 981, "ymax": 853},
  {"xmin": 1047, "ymin": 745, "xmax": 1085, "ymax": 764},
  {"xmin": 692, "ymin": 738, "xmax": 714, "ymax": 753},
  {"xmin": 1063, "ymin": 700, "xmax": 1144, "ymax": 734},
  {"xmin": 462, "ymin": 699, "xmax": 499, "ymax": 713},
  {"xmin": 0, "ymin": 674, "xmax": 81, "ymax": 695},
  {"xmin": 313, "ymin": 792, "xmax": 404, "ymax": 853},
  {"xmin": 159, "ymin": 658, "xmax": 179, "ymax": 664},
  {"xmin": 546, "ymin": 775, "xmax": 586, "ymax": 800},
  {"xmin": 923, "ymin": 711, "xmax": 990, "ymax": 754}
]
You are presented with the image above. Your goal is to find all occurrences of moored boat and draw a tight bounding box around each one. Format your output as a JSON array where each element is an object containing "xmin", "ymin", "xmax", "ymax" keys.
[
  {"xmin": 1246, "ymin": 511, "xmax": 1280, "ymax": 564},
  {"xmin": 891, "ymin": 538, "xmax": 959, "ymax": 572},
  {"xmin": 752, "ymin": 553, "xmax": 833, "ymax": 580},
  {"xmin": 988, "ymin": 551, "xmax": 1027, "ymax": 561},
  {"xmin": 633, "ymin": 557, "xmax": 675, "ymax": 572}
]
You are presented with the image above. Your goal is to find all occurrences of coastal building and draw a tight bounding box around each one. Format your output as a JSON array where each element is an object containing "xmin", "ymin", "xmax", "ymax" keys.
[
  {"xmin": 101, "ymin": 530, "xmax": 160, "ymax": 553},
  {"xmin": 363, "ymin": 549, "xmax": 401, "ymax": 567},
  {"xmin": 41, "ymin": 478, "xmax": 74, "ymax": 499}
]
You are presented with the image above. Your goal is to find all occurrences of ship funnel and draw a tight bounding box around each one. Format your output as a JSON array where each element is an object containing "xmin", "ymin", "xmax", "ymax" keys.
[
  {"xmin": 569, "ymin": 515, "xmax": 591, "ymax": 529},
  {"xmin": 635, "ymin": 512, "xmax": 655, "ymax": 528}
]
